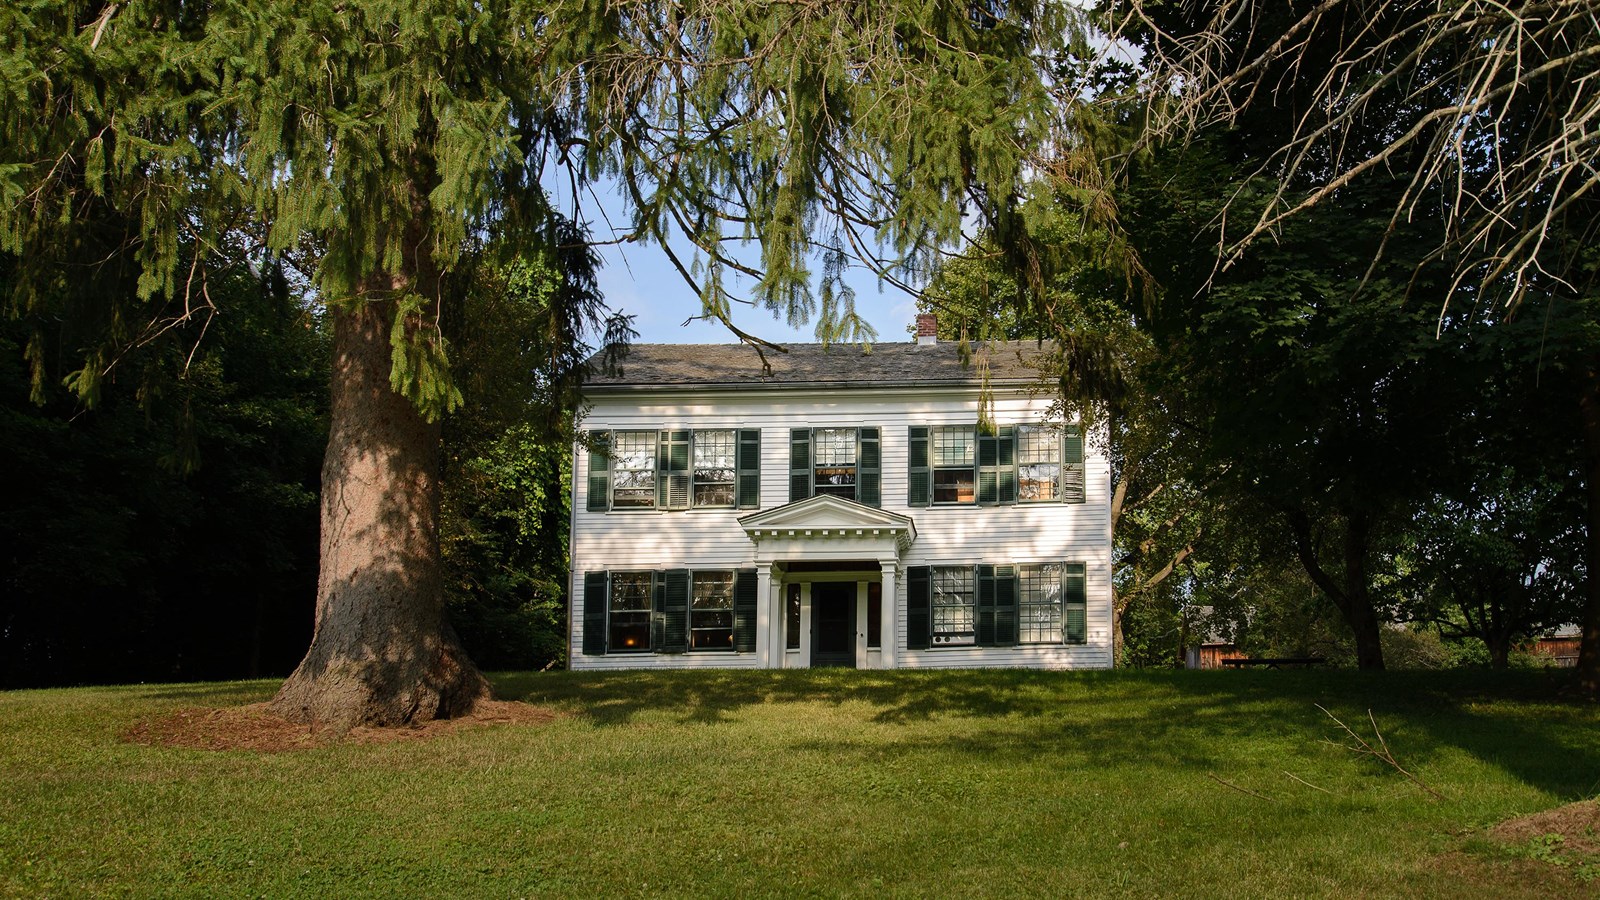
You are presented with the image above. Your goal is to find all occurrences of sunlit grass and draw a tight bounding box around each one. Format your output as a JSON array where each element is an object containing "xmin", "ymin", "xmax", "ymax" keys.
[{"xmin": 1, "ymin": 669, "xmax": 1595, "ymax": 897}]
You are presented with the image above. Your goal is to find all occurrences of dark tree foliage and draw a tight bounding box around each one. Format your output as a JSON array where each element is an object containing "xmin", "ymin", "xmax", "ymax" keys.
[{"xmin": 0, "ymin": 255, "xmax": 326, "ymax": 689}]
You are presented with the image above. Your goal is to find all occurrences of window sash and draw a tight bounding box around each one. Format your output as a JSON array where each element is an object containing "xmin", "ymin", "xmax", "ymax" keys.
[
  {"xmin": 932, "ymin": 426, "xmax": 976, "ymax": 504},
  {"xmin": 813, "ymin": 427, "xmax": 857, "ymax": 497},
  {"xmin": 1017, "ymin": 425, "xmax": 1061, "ymax": 503},
  {"xmin": 692, "ymin": 430, "xmax": 736, "ymax": 507},
  {"xmin": 1019, "ymin": 564, "xmax": 1064, "ymax": 644},
  {"xmin": 689, "ymin": 571, "xmax": 735, "ymax": 650},
  {"xmin": 610, "ymin": 432, "xmax": 657, "ymax": 508},
  {"xmin": 931, "ymin": 567, "xmax": 976, "ymax": 646},
  {"xmin": 608, "ymin": 572, "xmax": 653, "ymax": 651}
]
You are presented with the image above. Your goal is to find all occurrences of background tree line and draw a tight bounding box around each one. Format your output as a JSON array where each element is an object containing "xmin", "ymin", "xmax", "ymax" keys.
[{"xmin": 0, "ymin": 247, "xmax": 585, "ymax": 689}]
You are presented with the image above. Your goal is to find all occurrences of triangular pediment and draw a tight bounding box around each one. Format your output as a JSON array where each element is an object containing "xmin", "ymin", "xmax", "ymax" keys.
[{"xmin": 738, "ymin": 494, "xmax": 915, "ymax": 536}]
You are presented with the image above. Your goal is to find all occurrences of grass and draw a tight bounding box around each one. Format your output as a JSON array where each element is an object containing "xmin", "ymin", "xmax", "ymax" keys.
[{"xmin": 2, "ymin": 669, "xmax": 1598, "ymax": 898}]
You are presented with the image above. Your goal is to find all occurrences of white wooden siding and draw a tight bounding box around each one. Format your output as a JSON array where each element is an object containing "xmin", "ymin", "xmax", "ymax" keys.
[{"xmin": 569, "ymin": 385, "xmax": 1113, "ymax": 671}]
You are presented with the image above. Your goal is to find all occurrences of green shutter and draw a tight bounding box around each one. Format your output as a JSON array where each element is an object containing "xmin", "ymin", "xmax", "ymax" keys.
[
  {"xmin": 736, "ymin": 429, "xmax": 761, "ymax": 509},
  {"xmin": 1064, "ymin": 562, "xmax": 1087, "ymax": 644},
  {"xmin": 998, "ymin": 427, "xmax": 1017, "ymax": 505},
  {"xmin": 789, "ymin": 428, "xmax": 812, "ymax": 502},
  {"xmin": 995, "ymin": 565, "xmax": 1018, "ymax": 645},
  {"xmin": 650, "ymin": 573, "xmax": 666, "ymax": 650},
  {"xmin": 657, "ymin": 430, "xmax": 690, "ymax": 510},
  {"xmin": 976, "ymin": 564, "xmax": 997, "ymax": 645},
  {"xmin": 977, "ymin": 431, "xmax": 998, "ymax": 505},
  {"xmin": 582, "ymin": 571, "xmax": 608, "ymax": 656},
  {"xmin": 733, "ymin": 568, "xmax": 758, "ymax": 652},
  {"xmin": 661, "ymin": 569, "xmax": 690, "ymax": 652},
  {"xmin": 857, "ymin": 427, "xmax": 881, "ymax": 506},
  {"xmin": 906, "ymin": 566, "xmax": 931, "ymax": 650},
  {"xmin": 586, "ymin": 431, "xmax": 610, "ymax": 512},
  {"xmin": 907, "ymin": 426, "xmax": 931, "ymax": 507},
  {"xmin": 1061, "ymin": 426, "xmax": 1085, "ymax": 504}
]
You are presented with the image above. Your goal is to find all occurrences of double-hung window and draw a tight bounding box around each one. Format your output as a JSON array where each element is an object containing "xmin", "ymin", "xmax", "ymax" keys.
[
  {"xmin": 689, "ymin": 571, "xmax": 735, "ymax": 649},
  {"xmin": 1016, "ymin": 425, "xmax": 1060, "ymax": 502},
  {"xmin": 932, "ymin": 426, "xmax": 976, "ymax": 504},
  {"xmin": 607, "ymin": 572, "xmax": 653, "ymax": 651},
  {"xmin": 812, "ymin": 428, "xmax": 858, "ymax": 498},
  {"xmin": 1018, "ymin": 563, "xmax": 1063, "ymax": 643},
  {"xmin": 930, "ymin": 567, "xmax": 977, "ymax": 646},
  {"xmin": 610, "ymin": 432, "xmax": 658, "ymax": 508},
  {"xmin": 692, "ymin": 430, "xmax": 736, "ymax": 507}
]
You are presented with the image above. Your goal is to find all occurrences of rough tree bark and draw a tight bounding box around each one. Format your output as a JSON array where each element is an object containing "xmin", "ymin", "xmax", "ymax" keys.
[{"xmin": 269, "ymin": 277, "xmax": 490, "ymax": 730}]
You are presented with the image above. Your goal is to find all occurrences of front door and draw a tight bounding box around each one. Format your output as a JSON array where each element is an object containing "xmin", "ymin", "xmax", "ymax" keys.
[{"xmin": 811, "ymin": 583, "xmax": 857, "ymax": 668}]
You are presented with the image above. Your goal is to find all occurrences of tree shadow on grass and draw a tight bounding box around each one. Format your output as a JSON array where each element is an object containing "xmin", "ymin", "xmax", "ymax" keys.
[{"xmin": 495, "ymin": 668, "xmax": 1600, "ymax": 800}]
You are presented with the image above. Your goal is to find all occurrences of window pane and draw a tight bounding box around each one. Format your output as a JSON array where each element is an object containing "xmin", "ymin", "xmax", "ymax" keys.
[
  {"xmin": 693, "ymin": 430, "xmax": 735, "ymax": 507},
  {"xmin": 931, "ymin": 567, "xmax": 975, "ymax": 646},
  {"xmin": 609, "ymin": 573, "xmax": 653, "ymax": 651},
  {"xmin": 934, "ymin": 468, "xmax": 975, "ymax": 504},
  {"xmin": 611, "ymin": 432, "xmax": 657, "ymax": 508},
  {"xmin": 690, "ymin": 571, "xmax": 735, "ymax": 650},
  {"xmin": 1019, "ymin": 564, "xmax": 1063, "ymax": 644}
]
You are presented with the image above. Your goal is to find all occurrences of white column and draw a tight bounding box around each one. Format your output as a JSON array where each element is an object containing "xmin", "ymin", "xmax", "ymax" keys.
[
  {"xmin": 798, "ymin": 582, "xmax": 813, "ymax": 668},
  {"xmin": 879, "ymin": 561, "xmax": 898, "ymax": 669},
  {"xmin": 755, "ymin": 565, "xmax": 774, "ymax": 668}
]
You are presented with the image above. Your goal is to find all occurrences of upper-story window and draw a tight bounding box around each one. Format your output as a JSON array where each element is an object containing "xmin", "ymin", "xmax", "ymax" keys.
[
  {"xmin": 813, "ymin": 427, "xmax": 858, "ymax": 498},
  {"xmin": 610, "ymin": 432, "xmax": 658, "ymax": 508},
  {"xmin": 789, "ymin": 427, "xmax": 881, "ymax": 506},
  {"xmin": 586, "ymin": 429, "xmax": 760, "ymax": 512},
  {"xmin": 1016, "ymin": 425, "xmax": 1060, "ymax": 502},
  {"xmin": 932, "ymin": 425, "xmax": 976, "ymax": 504},
  {"xmin": 693, "ymin": 430, "xmax": 736, "ymax": 507}
]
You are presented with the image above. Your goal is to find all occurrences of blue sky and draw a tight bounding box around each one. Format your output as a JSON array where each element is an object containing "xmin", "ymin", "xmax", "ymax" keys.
[
  {"xmin": 591, "ymin": 238, "xmax": 923, "ymax": 345},
  {"xmin": 568, "ymin": 179, "xmax": 924, "ymax": 346}
]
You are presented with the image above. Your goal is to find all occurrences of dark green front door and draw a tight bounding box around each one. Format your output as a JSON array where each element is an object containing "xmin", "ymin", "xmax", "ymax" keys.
[{"xmin": 812, "ymin": 583, "xmax": 856, "ymax": 668}]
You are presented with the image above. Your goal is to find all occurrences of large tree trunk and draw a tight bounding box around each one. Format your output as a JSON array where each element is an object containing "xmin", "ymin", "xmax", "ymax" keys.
[
  {"xmin": 270, "ymin": 284, "xmax": 489, "ymax": 730},
  {"xmin": 1288, "ymin": 508, "xmax": 1385, "ymax": 670},
  {"xmin": 1576, "ymin": 354, "xmax": 1600, "ymax": 697}
]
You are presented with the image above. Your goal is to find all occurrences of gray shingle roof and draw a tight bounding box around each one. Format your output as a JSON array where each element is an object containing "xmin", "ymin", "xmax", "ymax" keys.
[{"xmin": 583, "ymin": 340, "xmax": 1054, "ymax": 390}]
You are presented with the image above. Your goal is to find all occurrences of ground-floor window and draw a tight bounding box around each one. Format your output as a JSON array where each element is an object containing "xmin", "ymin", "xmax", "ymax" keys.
[
  {"xmin": 1019, "ymin": 563, "xmax": 1063, "ymax": 644},
  {"xmin": 690, "ymin": 571, "xmax": 735, "ymax": 650},
  {"xmin": 931, "ymin": 567, "xmax": 976, "ymax": 646},
  {"xmin": 608, "ymin": 572, "xmax": 653, "ymax": 651}
]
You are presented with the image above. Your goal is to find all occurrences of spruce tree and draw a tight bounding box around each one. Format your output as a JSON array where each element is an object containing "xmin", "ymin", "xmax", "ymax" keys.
[{"xmin": 2, "ymin": 1, "xmax": 1071, "ymax": 726}]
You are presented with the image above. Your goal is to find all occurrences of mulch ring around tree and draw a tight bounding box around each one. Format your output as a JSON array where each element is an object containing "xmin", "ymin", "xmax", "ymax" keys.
[{"xmin": 122, "ymin": 701, "xmax": 561, "ymax": 752}]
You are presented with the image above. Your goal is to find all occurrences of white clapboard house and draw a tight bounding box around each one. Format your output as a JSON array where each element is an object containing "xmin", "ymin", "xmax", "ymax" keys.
[{"xmin": 569, "ymin": 315, "xmax": 1112, "ymax": 670}]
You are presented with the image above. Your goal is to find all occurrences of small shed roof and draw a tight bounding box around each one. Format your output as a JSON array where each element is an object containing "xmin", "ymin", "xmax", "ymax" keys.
[{"xmin": 583, "ymin": 340, "xmax": 1054, "ymax": 390}]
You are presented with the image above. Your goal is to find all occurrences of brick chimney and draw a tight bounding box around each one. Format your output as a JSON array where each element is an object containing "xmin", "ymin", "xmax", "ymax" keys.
[{"xmin": 915, "ymin": 312, "xmax": 938, "ymax": 345}]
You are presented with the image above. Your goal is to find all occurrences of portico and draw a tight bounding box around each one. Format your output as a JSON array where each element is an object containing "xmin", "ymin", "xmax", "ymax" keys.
[{"xmin": 738, "ymin": 494, "xmax": 915, "ymax": 669}]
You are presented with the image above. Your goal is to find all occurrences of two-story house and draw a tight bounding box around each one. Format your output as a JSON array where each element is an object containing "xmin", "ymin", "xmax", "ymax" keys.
[{"xmin": 569, "ymin": 315, "xmax": 1112, "ymax": 670}]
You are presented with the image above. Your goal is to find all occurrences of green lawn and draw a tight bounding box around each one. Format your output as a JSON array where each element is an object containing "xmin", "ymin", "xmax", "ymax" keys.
[{"xmin": 2, "ymin": 670, "xmax": 1596, "ymax": 898}]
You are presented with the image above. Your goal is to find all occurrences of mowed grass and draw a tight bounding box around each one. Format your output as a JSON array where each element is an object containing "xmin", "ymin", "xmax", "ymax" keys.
[{"xmin": 2, "ymin": 670, "xmax": 1597, "ymax": 898}]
